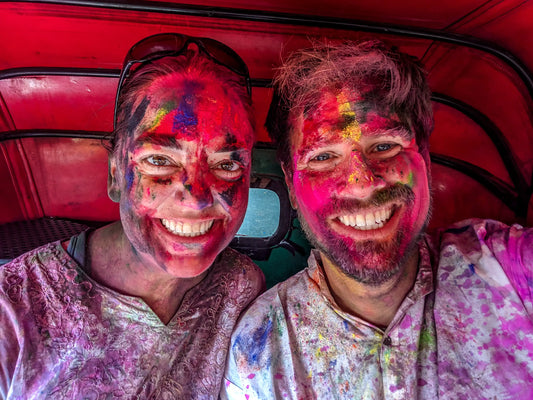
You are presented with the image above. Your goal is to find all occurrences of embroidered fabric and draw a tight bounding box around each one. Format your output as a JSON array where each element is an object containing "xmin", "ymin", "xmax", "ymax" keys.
[{"xmin": 0, "ymin": 242, "xmax": 264, "ymax": 399}]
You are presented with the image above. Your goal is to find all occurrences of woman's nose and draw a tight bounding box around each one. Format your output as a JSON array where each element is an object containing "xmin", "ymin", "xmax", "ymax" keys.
[{"xmin": 175, "ymin": 169, "xmax": 214, "ymax": 210}]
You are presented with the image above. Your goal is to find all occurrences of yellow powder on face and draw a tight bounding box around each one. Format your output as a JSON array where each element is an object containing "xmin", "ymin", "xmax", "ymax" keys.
[{"xmin": 337, "ymin": 92, "xmax": 361, "ymax": 142}]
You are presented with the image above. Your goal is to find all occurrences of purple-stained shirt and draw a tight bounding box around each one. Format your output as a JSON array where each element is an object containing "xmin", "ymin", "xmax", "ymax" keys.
[
  {"xmin": 0, "ymin": 241, "xmax": 264, "ymax": 399},
  {"xmin": 222, "ymin": 219, "xmax": 533, "ymax": 400}
]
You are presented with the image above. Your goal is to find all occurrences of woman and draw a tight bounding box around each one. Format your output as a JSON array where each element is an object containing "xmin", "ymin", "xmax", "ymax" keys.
[{"xmin": 0, "ymin": 33, "xmax": 264, "ymax": 399}]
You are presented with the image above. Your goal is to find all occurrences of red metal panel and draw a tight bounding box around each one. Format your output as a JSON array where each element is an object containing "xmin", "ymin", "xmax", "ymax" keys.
[
  {"xmin": 430, "ymin": 164, "xmax": 519, "ymax": 229},
  {"xmin": 20, "ymin": 137, "xmax": 119, "ymax": 221}
]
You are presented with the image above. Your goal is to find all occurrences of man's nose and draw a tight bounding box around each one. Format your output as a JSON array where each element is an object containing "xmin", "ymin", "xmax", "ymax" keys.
[
  {"xmin": 340, "ymin": 152, "xmax": 386, "ymax": 199},
  {"xmin": 175, "ymin": 169, "xmax": 214, "ymax": 209}
]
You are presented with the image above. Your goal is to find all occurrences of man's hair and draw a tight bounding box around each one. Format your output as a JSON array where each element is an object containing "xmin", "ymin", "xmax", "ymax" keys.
[
  {"xmin": 265, "ymin": 40, "xmax": 434, "ymax": 172},
  {"xmin": 111, "ymin": 49, "xmax": 253, "ymax": 152}
]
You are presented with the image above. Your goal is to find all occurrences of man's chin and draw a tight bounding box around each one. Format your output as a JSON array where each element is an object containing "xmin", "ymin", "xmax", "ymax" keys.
[{"xmin": 300, "ymin": 214, "xmax": 421, "ymax": 286}]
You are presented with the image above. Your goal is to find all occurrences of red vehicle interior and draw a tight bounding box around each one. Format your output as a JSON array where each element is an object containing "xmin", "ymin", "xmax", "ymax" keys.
[{"xmin": 0, "ymin": 1, "xmax": 532, "ymax": 274}]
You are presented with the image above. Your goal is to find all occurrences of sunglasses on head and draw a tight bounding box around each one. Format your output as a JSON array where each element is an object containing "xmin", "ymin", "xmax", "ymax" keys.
[{"xmin": 113, "ymin": 32, "xmax": 252, "ymax": 130}]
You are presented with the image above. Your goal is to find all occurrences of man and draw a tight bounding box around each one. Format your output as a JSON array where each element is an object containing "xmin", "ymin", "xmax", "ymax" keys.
[{"xmin": 221, "ymin": 40, "xmax": 533, "ymax": 399}]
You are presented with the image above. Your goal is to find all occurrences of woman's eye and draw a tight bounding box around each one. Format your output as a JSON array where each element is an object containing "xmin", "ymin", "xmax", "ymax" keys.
[
  {"xmin": 212, "ymin": 160, "xmax": 244, "ymax": 180},
  {"xmin": 145, "ymin": 155, "xmax": 172, "ymax": 166},
  {"xmin": 218, "ymin": 161, "xmax": 240, "ymax": 171}
]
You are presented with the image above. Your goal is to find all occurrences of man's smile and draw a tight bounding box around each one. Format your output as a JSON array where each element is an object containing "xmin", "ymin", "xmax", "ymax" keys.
[{"xmin": 337, "ymin": 204, "xmax": 394, "ymax": 230}]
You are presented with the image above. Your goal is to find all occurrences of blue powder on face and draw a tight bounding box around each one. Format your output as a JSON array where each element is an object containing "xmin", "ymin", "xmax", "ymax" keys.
[
  {"xmin": 172, "ymin": 86, "xmax": 199, "ymax": 135},
  {"xmin": 125, "ymin": 167, "xmax": 135, "ymax": 191}
]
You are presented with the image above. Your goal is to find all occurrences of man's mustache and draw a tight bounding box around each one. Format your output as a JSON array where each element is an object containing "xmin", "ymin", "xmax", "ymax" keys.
[{"xmin": 327, "ymin": 183, "xmax": 415, "ymax": 213}]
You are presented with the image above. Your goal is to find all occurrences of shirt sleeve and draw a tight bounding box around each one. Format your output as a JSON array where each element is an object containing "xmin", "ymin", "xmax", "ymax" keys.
[{"xmin": 486, "ymin": 222, "xmax": 533, "ymax": 312}]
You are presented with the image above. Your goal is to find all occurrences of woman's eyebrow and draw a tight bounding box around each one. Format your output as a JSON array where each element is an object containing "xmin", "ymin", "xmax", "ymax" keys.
[
  {"xmin": 133, "ymin": 134, "xmax": 180, "ymax": 149},
  {"xmin": 215, "ymin": 146, "xmax": 249, "ymax": 153}
]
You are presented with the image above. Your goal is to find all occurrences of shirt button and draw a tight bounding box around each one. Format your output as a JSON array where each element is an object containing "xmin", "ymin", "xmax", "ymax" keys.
[{"xmin": 383, "ymin": 336, "xmax": 392, "ymax": 346}]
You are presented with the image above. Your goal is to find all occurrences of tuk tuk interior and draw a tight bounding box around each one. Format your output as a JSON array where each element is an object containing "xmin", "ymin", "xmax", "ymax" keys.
[{"xmin": 0, "ymin": 0, "xmax": 532, "ymax": 287}]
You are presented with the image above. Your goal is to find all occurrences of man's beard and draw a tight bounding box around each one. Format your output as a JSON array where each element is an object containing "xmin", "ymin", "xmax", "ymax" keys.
[{"xmin": 297, "ymin": 184, "xmax": 430, "ymax": 286}]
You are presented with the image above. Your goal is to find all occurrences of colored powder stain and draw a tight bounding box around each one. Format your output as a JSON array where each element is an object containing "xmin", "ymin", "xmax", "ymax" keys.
[
  {"xmin": 329, "ymin": 359, "xmax": 337, "ymax": 368},
  {"xmin": 125, "ymin": 167, "xmax": 134, "ymax": 191},
  {"xmin": 274, "ymin": 373, "xmax": 284, "ymax": 380},
  {"xmin": 173, "ymin": 94, "xmax": 198, "ymax": 134},
  {"xmin": 247, "ymin": 373, "xmax": 255, "ymax": 379},
  {"xmin": 419, "ymin": 328, "xmax": 435, "ymax": 348},
  {"xmin": 315, "ymin": 345, "xmax": 330, "ymax": 358},
  {"xmin": 234, "ymin": 319, "xmax": 273, "ymax": 366},
  {"xmin": 468, "ymin": 263, "xmax": 476, "ymax": 274},
  {"xmin": 245, "ymin": 395, "xmax": 249, "ymax": 400},
  {"xmin": 148, "ymin": 101, "xmax": 175, "ymax": 131},
  {"xmin": 407, "ymin": 171, "xmax": 414, "ymax": 187},
  {"xmin": 337, "ymin": 92, "xmax": 361, "ymax": 141},
  {"xmin": 343, "ymin": 320, "xmax": 350, "ymax": 331},
  {"xmin": 383, "ymin": 349, "xmax": 391, "ymax": 364}
]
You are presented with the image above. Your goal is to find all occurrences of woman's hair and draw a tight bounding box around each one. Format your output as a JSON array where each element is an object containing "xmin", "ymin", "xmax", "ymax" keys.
[
  {"xmin": 110, "ymin": 48, "xmax": 253, "ymax": 152},
  {"xmin": 266, "ymin": 40, "xmax": 434, "ymax": 172}
]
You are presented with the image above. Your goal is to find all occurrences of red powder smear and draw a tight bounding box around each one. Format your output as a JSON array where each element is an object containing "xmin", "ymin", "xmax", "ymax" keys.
[
  {"xmin": 247, "ymin": 373, "xmax": 255, "ymax": 379},
  {"xmin": 362, "ymin": 111, "xmax": 402, "ymax": 134},
  {"xmin": 274, "ymin": 373, "xmax": 284, "ymax": 379}
]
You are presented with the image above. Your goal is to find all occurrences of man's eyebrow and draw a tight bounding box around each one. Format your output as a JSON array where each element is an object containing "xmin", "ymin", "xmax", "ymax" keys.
[
  {"xmin": 371, "ymin": 127, "xmax": 413, "ymax": 140},
  {"xmin": 296, "ymin": 136, "xmax": 343, "ymax": 157}
]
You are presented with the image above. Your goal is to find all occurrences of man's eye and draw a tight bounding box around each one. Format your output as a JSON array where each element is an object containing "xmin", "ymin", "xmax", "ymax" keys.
[
  {"xmin": 312, "ymin": 153, "xmax": 332, "ymax": 162},
  {"xmin": 375, "ymin": 143, "xmax": 394, "ymax": 152},
  {"xmin": 145, "ymin": 155, "xmax": 172, "ymax": 166}
]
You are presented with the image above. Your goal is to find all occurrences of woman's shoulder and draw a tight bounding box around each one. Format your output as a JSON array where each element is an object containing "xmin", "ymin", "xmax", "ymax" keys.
[{"xmin": 210, "ymin": 247, "xmax": 266, "ymax": 298}]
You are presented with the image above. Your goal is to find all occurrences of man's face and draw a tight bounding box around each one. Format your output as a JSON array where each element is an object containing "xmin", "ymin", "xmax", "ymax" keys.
[
  {"xmin": 110, "ymin": 73, "xmax": 254, "ymax": 278},
  {"xmin": 286, "ymin": 89, "xmax": 431, "ymax": 284}
]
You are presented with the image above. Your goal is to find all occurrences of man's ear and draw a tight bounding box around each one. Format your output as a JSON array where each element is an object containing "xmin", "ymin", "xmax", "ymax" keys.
[
  {"xmin": 281, "ymin": 163, "xmax": 298, "ymax": 210},
  {"xmin": 107, "ymin": 157, "xmax": 121, "ymax": 203}
]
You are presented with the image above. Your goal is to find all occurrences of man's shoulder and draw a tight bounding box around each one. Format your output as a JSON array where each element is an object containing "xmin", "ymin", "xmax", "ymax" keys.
[
  {"xmin": 233, "ymin": 267, "xmax": 313, "ymax": 326},
  {"xmin": 434, "ymin": 218, "xmax": 531, "ymax": 255},
  {"xmin": 432, "ymin": 218, "xmax": 532, "ymax": 298}
]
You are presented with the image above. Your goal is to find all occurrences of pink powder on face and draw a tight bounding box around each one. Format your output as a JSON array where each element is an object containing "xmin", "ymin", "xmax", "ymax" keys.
[
  {"xmin": 289, "ymin": 89, "xmax": 431, "ymax": 280},
  {"xmin": 113, "ymin": 73, "xmax": 254, "ymax": 279}
]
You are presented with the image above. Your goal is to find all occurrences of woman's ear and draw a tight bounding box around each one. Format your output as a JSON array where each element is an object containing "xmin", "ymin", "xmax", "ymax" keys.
[{"xmin": 107, "ymin": 157, "xmax": 121, "ymax": 202}]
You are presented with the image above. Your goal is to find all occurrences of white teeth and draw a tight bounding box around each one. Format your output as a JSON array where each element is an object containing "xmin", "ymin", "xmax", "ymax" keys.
[
  {"xmin": 161, "ymin": 219, "xmax": 214, "ymax": 237},
  {"xmin": 338, "ymin": 207, "xmax": 393, "ymax": 230}
]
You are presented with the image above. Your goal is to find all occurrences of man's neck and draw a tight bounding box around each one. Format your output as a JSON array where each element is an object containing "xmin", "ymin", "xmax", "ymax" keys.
[{"xmin": 320, "ymin": 249, "xmax": 419, "ymax": 329}]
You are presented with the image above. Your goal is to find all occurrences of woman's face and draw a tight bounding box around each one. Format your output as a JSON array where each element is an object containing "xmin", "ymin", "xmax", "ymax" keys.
[{"xmin": 109, "ymin": 72, "xmax": 254, "ymax": 278}]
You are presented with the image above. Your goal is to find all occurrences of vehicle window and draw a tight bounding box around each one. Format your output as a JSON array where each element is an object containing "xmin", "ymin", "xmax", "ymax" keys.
[{"xmin": 237, "ymin": 188, "xmax": 280, "ymax": 238}]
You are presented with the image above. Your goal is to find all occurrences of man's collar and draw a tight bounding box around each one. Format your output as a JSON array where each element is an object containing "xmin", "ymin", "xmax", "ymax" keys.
[{"xmin": 306, "ymin": 238, "xmax": 435, "ymax": 324}]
